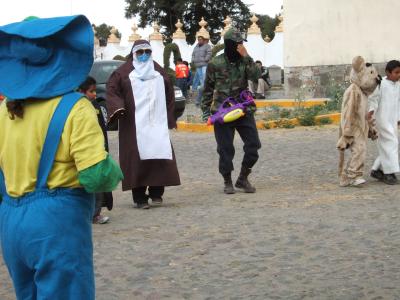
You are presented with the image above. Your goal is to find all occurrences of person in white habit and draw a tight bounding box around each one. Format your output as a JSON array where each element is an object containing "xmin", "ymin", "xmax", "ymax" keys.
[
  {"xmin": 107, "ymin": 40, "xmax": 180, "ymax": 209},
  {"xmin": 368, "ymin": 60, "xmax": 400, "ymax": 185}
]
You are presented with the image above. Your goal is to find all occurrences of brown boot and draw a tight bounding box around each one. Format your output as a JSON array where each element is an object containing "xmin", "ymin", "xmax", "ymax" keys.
[
  {"xmin": 223, "ymin": 173, "xmax": 235, "ymax": 194},
  {"xmin": 235, "ymin": 167, "xmax": 256, "ymax": 193}
]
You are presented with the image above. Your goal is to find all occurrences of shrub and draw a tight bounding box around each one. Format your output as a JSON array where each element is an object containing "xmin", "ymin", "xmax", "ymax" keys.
[
  {"xmin": 279, "ymin": 108, "xmax": 291, "ymax": 119},
  {"xmin": 282, "ymin": 121, "xmax": 295, "ymax": 129},
  {"xmin": 113, "ymin": 55, "xmax": 127, "ymax": 61},
  {"xmin": 275, "ymin": 119, "xmax": 295, "ymax": 129},
  {"xmin": 318, "ymin": 117, "xmax": 333, "ymax": 125},
  {"xmin": 325, "ymin": 79, "xmax": 348, "ymax": 112},
  {"xmin": 297, "ymin": 110, "xmax": 316, "ymax": 126}
]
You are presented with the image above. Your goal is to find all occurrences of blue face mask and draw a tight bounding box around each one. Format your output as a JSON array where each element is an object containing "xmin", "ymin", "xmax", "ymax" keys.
[{"xmin": 137, "ymin": 53, "xmax": 151, "ymax": 63}]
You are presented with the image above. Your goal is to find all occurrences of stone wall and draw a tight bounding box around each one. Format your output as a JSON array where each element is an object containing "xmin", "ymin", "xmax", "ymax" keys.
[
  {"xmin": 284, "ymin": 63, "xmax": 386, "ymax": 98},
  {"xmin": 283, "ymin": 0, "xmax": 400, "ymax": 98},
  {"xmin": 284, "ymin": 0, "xmax": 400, "ymax": 67},
  {"xmin": 96, "ymin": 15, "xmax": 284, "ymax": 68}
]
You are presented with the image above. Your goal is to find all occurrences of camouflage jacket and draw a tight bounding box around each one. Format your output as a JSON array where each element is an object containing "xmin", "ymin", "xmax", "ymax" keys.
[{"xmin": 201, "ymin": 54, "xmax": 261, "ymax": 119}]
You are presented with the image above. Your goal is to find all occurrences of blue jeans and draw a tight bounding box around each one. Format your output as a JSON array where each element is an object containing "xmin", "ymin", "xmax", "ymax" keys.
[
  {"xmin": 193, "ymin": 66, "xmax": 207, "ymax": 105},
  {"xmin": 176, "ymin": 78, "xmax": 188, "ymax": 98},
  {"xmin": 0, "ymin": 188, "xmax": 95, "ymax": 300}
]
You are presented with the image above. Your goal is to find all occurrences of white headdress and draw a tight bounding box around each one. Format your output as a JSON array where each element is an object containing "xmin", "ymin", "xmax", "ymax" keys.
[{"xmin": 131, "ymin": 40, "xmax": 158, "ymax": 81}]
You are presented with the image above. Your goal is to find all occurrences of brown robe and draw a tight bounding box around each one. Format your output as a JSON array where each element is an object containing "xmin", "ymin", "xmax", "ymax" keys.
[{"xmin": 106, "ymin": 59, "xmax": 180, "ymax": 190}]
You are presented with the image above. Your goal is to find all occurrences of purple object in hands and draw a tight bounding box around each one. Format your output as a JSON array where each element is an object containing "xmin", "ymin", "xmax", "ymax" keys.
[{"xmin": 207, "ymin": 90, "xmax": 255, "ymax": 125}]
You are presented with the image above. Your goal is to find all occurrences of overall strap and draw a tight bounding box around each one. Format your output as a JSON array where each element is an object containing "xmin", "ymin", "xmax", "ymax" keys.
[
  {"xmin": 0, "ymin": 169, "xmax": 5, "ymax": 197},
  {"xmin": 36, "ymin": 92, "xmax": 83, "ymax": 190}
]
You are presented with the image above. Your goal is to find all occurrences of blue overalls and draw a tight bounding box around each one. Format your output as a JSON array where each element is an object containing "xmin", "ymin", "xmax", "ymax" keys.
[{"xmin": 0, "ymin": 93, "xmax": 95, "ymax": 300}]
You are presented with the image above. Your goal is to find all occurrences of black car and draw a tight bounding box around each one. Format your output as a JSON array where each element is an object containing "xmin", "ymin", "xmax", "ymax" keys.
[{"xmin": 89, "ymin": 60, "xmax": 186, "ymax": 125}]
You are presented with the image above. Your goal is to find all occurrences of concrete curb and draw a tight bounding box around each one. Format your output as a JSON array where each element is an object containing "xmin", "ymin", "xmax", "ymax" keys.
[
  {"xmin": 254, "ymin": 98, "xmax": 329, "ymax": 108},
  {"xmin": 176, "ymin": 121, "xmax": 214, "ymax": 133},
  {"xmin": 177, "ymin": 113, "xmax": 341, "ymax": 132}
]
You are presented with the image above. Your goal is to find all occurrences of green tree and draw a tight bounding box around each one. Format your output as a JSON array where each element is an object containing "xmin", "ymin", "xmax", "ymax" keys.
[
  {"xmin": 114, "ymin": 30, "xmax": 122, "ymax": 39},
  {"xmin": 254, "ymin": 14, "xmax": 280, "ymax": 41},
  {"xmin": 182, "ymin": 1, "xmax": 251, "ymax": 44},
  {"xmin": 93, "ymin": 23, "xmax": 122, "ymax": 45},
  {"xmin": 163, "ymin": 43, "xmax": 182, "ymax": 85},
  {"xmin": 125, "ymin": 0, "xmax": 183, "ymax": 43},
  {"xmin": 125, "ymin": 0, "xmax": 251, "ymax": 44},
  {"xmin": 94, "ymin": 23, "xmax": 112, "ymax": 41},
  {"xmin": 163, "ymin": 43, "xmax": 182, "ymax": 69}
]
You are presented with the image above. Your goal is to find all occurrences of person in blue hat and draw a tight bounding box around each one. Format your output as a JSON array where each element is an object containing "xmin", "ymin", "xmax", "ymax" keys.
[{"xmin": 0, "ymin": 15, "xmax": 123, "ymax": 300}]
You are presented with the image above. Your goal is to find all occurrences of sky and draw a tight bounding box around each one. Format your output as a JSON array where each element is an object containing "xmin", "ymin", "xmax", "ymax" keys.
[{"xmin": 0, "ymin": 0, "xmax": 283, "ymax": 45}]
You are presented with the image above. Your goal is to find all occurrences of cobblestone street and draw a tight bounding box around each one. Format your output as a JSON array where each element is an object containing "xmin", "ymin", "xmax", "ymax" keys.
[{"xmin": 1, "ymin": 126, "xmax": 400, "ymax": 299}]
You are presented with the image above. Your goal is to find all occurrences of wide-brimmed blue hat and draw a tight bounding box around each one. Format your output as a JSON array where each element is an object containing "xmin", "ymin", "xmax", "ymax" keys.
[{"xmin": 0, "ymin": 15, "xmax": 93, "ymax": 100}]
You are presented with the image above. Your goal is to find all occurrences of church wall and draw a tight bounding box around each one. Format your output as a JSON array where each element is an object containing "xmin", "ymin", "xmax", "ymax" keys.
[{"xmin": 284, "ymin": 0, "xmax": 400, "ymax": 97}]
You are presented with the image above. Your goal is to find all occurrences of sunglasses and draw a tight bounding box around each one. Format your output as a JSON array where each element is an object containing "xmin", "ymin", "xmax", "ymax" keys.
[{"xmin": 136, "ymin": 49, "xmax": 152, "ymax": 55}]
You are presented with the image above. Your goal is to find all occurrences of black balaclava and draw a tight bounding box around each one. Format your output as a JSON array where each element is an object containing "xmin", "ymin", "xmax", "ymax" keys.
[{"xmin": 224, "ymin": 39, "xmax": 241, "ymax": 63}]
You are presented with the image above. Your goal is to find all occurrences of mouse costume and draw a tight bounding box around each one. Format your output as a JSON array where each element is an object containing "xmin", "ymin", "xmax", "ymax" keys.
[
  {"xmin": 0, "ymin": 15, "xmax": 123, "ymax": 299},
  {"xmin": 337, "ymin": 56, "xmax": 380, "ymax": 186}
]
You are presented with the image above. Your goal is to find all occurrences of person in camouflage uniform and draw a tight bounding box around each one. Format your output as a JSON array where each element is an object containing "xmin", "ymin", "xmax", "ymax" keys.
[{"xmin": 201, "ymin": 28, "xmax": 262, "ymax": 194}]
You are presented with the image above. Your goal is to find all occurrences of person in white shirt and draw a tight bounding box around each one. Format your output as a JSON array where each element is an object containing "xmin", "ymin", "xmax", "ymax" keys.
[{"xmin": 368, "ymin": 60, "xmax": 400, "ymax": 185}]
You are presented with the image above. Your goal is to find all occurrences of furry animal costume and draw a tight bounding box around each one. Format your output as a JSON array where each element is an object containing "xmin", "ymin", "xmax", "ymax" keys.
[{"xmin": 337, "ymin": 56, "xmax": 381, "ymax": 186}]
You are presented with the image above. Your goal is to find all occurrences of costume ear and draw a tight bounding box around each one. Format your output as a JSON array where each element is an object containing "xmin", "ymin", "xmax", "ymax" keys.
[{"xmin": 352, "ymin": 56, "xmax": 365, "ymax": 73}]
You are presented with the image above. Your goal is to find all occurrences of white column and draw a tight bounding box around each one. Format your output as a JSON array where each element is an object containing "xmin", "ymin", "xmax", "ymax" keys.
[
  {"xmin": 149, "ymin": 22, "xmax": 165, "ymax": 66},
  {"xmin": 172, "ymin": 19, "xmax": 191, "ymax": 64},
  {"xmin": 245, "ymin": 14, "xmax": 266, "ymax": 63}
]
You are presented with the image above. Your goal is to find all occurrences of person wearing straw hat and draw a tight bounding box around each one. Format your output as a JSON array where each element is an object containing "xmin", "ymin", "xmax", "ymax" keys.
[{"xmin": 0, "ymin": 15, "xmax": 123, "ymax": 299}]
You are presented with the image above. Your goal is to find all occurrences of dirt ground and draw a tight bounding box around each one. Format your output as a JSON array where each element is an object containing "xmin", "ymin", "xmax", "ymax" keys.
[{"xmin": 1, "ymin": 126, "xmax": 399, "ymax": 299}]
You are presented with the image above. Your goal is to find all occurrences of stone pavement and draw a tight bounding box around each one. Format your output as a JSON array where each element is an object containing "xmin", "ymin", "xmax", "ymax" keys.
[{"xmin": 1, "ymin": 126, "xmax": 400, "ymax": 299}]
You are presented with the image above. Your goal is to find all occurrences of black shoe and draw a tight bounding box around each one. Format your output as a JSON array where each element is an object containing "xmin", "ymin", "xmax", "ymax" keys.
[
  {"xmin": 136, "ymin": 202, "xmax": 150, "ymax": 209},
  {"xmin": 235, "ymin": 167, "xmax": 256, "ymax": 193},
  {"xmin": 151, "ymin": 197, "xmax": 163, "ymax": 205},
  {"xmin": 383, "ymin": 173, "xmax": 398, "ymax": 185},
  {"xmin": 371, "ymin": 169, "xmax": 384, "ymax": 181},
  {"xmin": 223, "ymin": 173, "xmax": 235, "ymax": 194}
]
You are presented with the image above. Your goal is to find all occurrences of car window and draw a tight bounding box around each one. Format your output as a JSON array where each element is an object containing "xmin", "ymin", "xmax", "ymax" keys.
[{"xmin": 89, "ymin": 62, "xmax": 123, "ymax": 84}]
